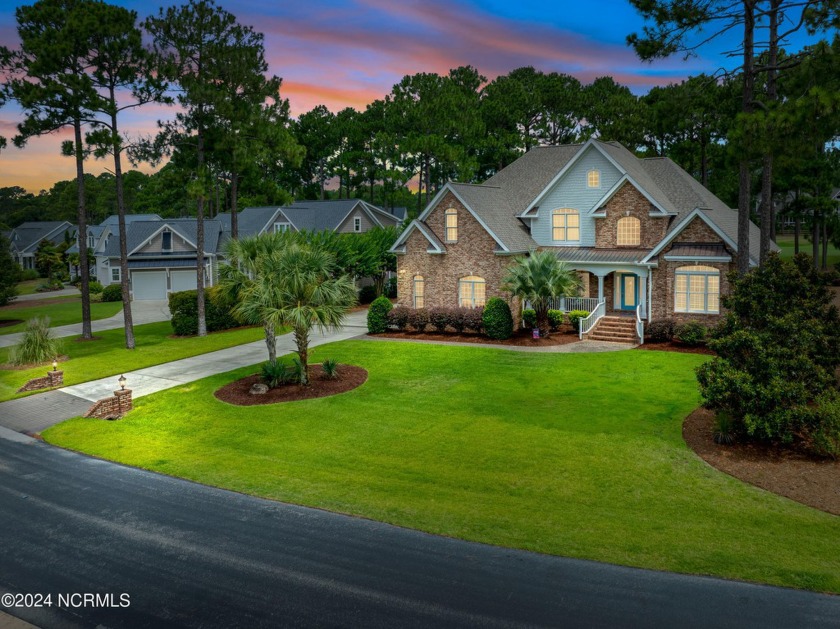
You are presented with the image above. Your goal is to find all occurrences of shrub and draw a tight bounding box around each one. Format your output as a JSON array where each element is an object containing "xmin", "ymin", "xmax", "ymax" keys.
[
  {"xmin": 322, "ymin": 358, "xmax": 339, "ymax": 380},
  {"xmin": 387, "ymin": 306, "xmax": 411, "ymax": 331},
  {"xmin": 9, "ymin": 317, "xmax": 62, "ymax": 366},
  {"xmin": 384, "ymin": 277, "xmax": 398, "ymax": 298},
  {"xmin": 482, "ymin": 297, "xmax": 513, "ymax": 340},
  {"xmin": 261, "ymin": 360, "xmax": 294, "ymax": 389},
  {"xmin": 89, "ymin": 292, "xmax": 103, "ymax": 303},
  {"xmin": 567, "ymin": 310, "xmax": 590, "ymax": 333},
  {"xmin": 522, "ymin": 309, "xmax": 536, "ymax": 329},
  {"xmin": 547, "ymin": 309, "xmax": 565, "ymax": 330},
  {"xmin": 805, "ymin": 392, "xmax": 840, "ymax": 458},
  {"xmin": 358, "ymin": 285, "xmax": 378, "ymax": 305},
  {"xmin": 367, "ymin": 296, "xmax": 392, "ymax": 333},
  {"xmin": 462, "ymin": 307, "xmax": 484, "ymax": 333},
  {"xmin": 674, "ymin": 321, "xmax": 707, "ymax": 346},
  {"xmin": 646, "ymin": 319, "xmax": 676, "ymax": 342},
  {"xmin": 101, "ymin": 283, "xmax": 123, "ymax": 302},
  {"xmin": 20, "ymin": 269, "xmax": 40, "ymax": 281},
  {"xmin": 408, "ymin": 308, "xmax": 430, "ymax": 332},
  {"xmin": 169, "ymin": 288, "xmax": 239, "ymax": 336},
  {"xmin": 88, "ymin": 280, "xmax": 104, "ymax": 294},
  {"xmin": 36, "ymin": 278, "xmax": 63, "ymax": 292},
  {"xmin": 428, "ymin": 307, "xmax": 450, "ymax": 332}
]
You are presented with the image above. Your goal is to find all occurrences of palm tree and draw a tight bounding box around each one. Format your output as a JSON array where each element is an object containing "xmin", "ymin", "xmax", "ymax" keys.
[
  {"xmin": 502, "ymin": 249, "xmax": 582, "ymax": 338},
  {"xmin": 219, "ymin": 233, "xmax": 357, "ymax": 385}
]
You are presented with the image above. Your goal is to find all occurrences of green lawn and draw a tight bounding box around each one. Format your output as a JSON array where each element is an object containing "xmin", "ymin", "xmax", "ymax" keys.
[
  {"xmin": 776, "ymin": 233, "xmax": 840, "ymax": 269},
  {"xmin": 44, "ymin": 341, "xmax": 840, "ymax": 593},
  {"xmin": 0, "ymin": 300, "xmax": 123, "ymax": 335},
  {"xmin": 0, "ymin": 322, "xmax": 265, "ymax": 402},
  {"xmin": 15, "ymin": 279, "xmax": 50, "ymax": 296}
]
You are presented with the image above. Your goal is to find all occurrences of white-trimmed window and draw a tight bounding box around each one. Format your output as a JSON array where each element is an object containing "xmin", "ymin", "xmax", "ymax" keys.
[
  {"xmin": 617, "ymin": 217, "xmax": 641, "ymax": 246},
  {"xmin": 353, "ymin": 217, "xmax": 362, "ymax": 232},
  {"xmin": 444, "ymin": 208, "xmax": 458, "ymax": 242},
  {"xmin": 459, "ymin": 276, "xmax": 486, "ymax": 308},
  {"xmin": 273, "ymin": 222, "xmax": 290, "ymax": 233},
  {"xmin": 413, "ymin": 275, "xmax": 425, "ymax": 309},
  {"xmin": 162, "ymin": 230, "xmax": 172, "ymax": 252},
  {"xmin": 675, "ymin": 265, "xmax": 720, "ymax": 314},
  {"xmin": 587, "ymin": 169, "xmax": 601, "ymax": 188},
  {"xmin": 552, "ymin": 209, "xmax": 580, "ymax": 242},
  {"xmin": 111, "ymin": 267, "xmax": 120, "ymax": 282}
]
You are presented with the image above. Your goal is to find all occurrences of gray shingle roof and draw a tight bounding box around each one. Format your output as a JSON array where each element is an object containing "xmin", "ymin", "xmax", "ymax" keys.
[
  {"xmin": 10, "ymin": 221, "xmax": 74, "ymax": 252},
  {"xmin": 449, "ymin": 183, "xmax": 536, "ymax": 252},
  {"xmin": 104, "ymin": 219, "xmax": 222, "ymax": 257}
]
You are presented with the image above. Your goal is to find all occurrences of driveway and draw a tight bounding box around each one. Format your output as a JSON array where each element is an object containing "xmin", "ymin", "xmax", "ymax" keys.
[{"xmin": 1, "ymin": 430, "xmax": 838, "ymax": 629}]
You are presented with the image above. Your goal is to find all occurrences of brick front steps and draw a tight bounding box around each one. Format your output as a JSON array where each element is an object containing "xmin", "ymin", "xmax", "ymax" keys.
[{"xmin": 587, "ymin": 316, "xmax": 638, "ymax": 343}]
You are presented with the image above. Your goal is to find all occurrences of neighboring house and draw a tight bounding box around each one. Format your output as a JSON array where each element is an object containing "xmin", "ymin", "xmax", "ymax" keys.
[
  {"xmin": 8, "ymin": 221, "xmax": 76, "ymax": 271},
  {"xmin": 390, "ymin": 139, "xmax": 776, "ymax": 338},
  {"xmin": 67, "ymin": 214, "xmax": 163, "ymax": 280}
]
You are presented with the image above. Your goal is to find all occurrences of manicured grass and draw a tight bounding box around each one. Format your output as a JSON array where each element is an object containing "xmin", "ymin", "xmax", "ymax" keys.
[
  {"xmin": 776, "ymin": 233, "xmax": 840, "ymax": 269},
  {"xmin": 0, "ymin": 300, "xmax": 123, "ymax": 335},
  {"xmin": 15, "ymin": 279, "xmax": 49, "ymax": 296},
  {"xmin": 0, "ymin": 322, "xmax": 265, "ymax": 402},
  {"xmin": 44, "ymin": 342, "xmax": 840, "ymax": 593}
]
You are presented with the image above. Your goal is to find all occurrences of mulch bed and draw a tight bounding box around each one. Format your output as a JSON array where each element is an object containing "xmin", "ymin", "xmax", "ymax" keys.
[
  {"xmin": 214, "ymin": 364, "xmax": 368, "ymax": 406},
  {"xmin": 0, "ymin": 319, "xmax": 23, "ymax": 328},
  {"xmin": 372, "ymin": 326, "xmax": 581, "ymax": 347},
  {"xmin": 683, "ymin": 407, "xmax": 840, "ymax": 515},
  {"xmin": 636, "ymin": 341, "xmax": 715, "ymax": 355}
]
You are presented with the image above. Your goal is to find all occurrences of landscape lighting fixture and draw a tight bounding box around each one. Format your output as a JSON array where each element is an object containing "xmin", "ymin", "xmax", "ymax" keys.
[
  {"xmin": 52, "ymin": 359, "xmax": 57, "ymax": 371},
  {"xmin": 119, "ymin": 374, "xmax": 126, "ymax": 391}
]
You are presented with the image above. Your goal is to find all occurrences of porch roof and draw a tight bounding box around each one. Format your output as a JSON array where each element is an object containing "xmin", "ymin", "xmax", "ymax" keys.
[
  {"xmin": 663, "ymin": 243, "xmax": 731, "ymax": 260},
  {"xmin": 551, "ymin": 247, "xmax": 652, "ymax": 265}
]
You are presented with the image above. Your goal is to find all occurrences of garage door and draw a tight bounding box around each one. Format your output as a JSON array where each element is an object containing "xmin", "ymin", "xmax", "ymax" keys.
[
  {"xmin": 131, "ymin": 271, "xmax": 167, "ymax": 300},
  {"xmin": 170, "ymin": 269, "xmax": 198, "ymax": 293}
]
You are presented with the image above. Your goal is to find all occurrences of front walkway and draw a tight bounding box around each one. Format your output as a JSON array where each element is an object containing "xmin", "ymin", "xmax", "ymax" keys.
[
  {"xmin": 0, "ymin": 310, "xmax": 369, "ymax": 434},
  {"xmin": 0, "ymin": 300, "xmax": 171, "ymax": 348}
]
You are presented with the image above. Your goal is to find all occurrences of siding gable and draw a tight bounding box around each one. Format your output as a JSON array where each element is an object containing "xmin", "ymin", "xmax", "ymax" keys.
[
  {"xmin": 136, "ymin": 229, "xmax": 194, "ymax": 254},
  {"xmin": 337, "ymin": 208, "xmax": 374, "ymax": 233},
  {"xmin": 529, "ymin": 146, "xmax": 622, "ymax": 247}
]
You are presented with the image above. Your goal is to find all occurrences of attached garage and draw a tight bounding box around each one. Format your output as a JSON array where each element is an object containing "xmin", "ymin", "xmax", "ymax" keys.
[
  {"xmin": 170, "ymin": 269, "xmax": 198, "ymax": 293},
  {"xmin": 131, "ymin": 270, "xmax": 167, "ymax": 301}
]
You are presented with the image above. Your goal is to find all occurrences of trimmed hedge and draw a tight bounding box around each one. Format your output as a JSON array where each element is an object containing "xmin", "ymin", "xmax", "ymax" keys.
[
  {"xmin": 101, "ymin": 283, "xmax": 123, "ymax": 302},
  {"xmin": 169, "ymin": 288, "xmax": 240, "ymax": 336},
  {"xmin": 522, "ymin": 309, "xmax": 536, "ymax": 329},
  {"xmin": 387, "ymin": 306, "xmax": 411, "ymax": 331},
  {"xmin": 483, "ymin": 297, "xmax": 513, "ymax": 340},
  {"xmin": 567, "ymin": 310, "xmax": 589, "ymax": 333},
  {"xmin": 547, "ymin": 309, "xmax": 565, "ymax": 330},
  {"xmin": 646, "ymin": 319, "xmax": 676, "ymax": 342},
  {"xmin": 674, "ymin": 320, "xmax": 708, "ymax": 346},
  {"xmin": 367, "ymin": 296, "xmax": 392, "ymax": 333}
]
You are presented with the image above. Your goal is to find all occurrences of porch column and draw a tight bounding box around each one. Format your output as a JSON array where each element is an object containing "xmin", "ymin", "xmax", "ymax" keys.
[
  {"xmin": 639, "ymin": 274, "xmax": 648, "ymax": 319},
  {"xmin": 597, "ymin": 274, "xmax": 605, "ymax": 301}
]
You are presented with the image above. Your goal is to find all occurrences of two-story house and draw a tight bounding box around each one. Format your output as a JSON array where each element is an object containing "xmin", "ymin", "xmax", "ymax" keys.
[
  {"xmin": 390, "ymin": 139, "xmax": 774, "ymax": 339},
  {"xmin": 8, "ymin": 221, "xmax": 76, "ymax": 271}
]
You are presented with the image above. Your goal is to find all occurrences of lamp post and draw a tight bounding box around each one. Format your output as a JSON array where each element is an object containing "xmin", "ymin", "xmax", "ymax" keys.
[
  {"xmin": 52, "ymin": 358, "xmax": 57, "ymax": 372},
  {"xmin": 119, "ymin": 374, "xmax": 126, "ymax": 391}
]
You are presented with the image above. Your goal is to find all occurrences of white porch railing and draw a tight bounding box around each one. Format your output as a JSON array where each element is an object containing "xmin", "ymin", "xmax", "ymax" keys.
[
  {"xmin": 579, "ymin": 299, "xmax": 606, "ymax": 339},
  {"xmin": 635, "ymin": 304, "xmax": 644, "ymax": 345},
  {"xmin": 525, "ymin": 296, "xmax": 602, "ymax": 313}
]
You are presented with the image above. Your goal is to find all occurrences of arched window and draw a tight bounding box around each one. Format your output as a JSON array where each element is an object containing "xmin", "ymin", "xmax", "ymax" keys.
[
  {"xmin": 552, "ymin": 209, "xmax": 580, "ymax": 242},
  {"xmin": 413, "ymin": 275, "xmax": 425, "ymax": 309},
  {"xmin": 675, "ymin": 265, "xmax": 720, "ymax": 314},
  {"xmin": 459, "ymin": 276, "xmax": 486, "ymax": 308},
  {"xmin": 587, "ymin": 169, "xmax": 600, "ymax": 188},
  {"xmin": 617, "ymin": 217, "xmax": 640, "ymax": 246},
  {"xmin": 444, "ymin": 208, "xmax": 458, "ymax": 242}
]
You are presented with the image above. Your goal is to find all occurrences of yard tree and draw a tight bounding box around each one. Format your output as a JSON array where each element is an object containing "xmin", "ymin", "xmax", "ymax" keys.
[
  {"xmin": 580, "ymin": 76, "xmax": 645, "ymax": 147},
  {"xmin": 2, "ymin": 0, "xmax": 103, "ymax": 339},
  {"xmin": 85, "ymin": 1, "xmax": 167, "ymax": 350},
  {"xmin": 502, "ymin": 249, "xmax": 582, "ymax": 338},
  {"xmin": 219, "ymin": 234, "xmax": 357, "ymax": 385},
  {"xmin": 628, "ymin": 0, "xmax": 840, "ymax": 273},
  {"xmin": 0, "ymin": 235, "xmax": 20, "ymax": 306},
  {"xmin": 146, "ymin": 0, "xmax": 263, "ymax": 336}
]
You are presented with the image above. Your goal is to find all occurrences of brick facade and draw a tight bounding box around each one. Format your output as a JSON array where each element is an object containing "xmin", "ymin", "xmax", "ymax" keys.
[
  {"xmin": 83, "ymin": 389, "xmax": 133, "ymax": 420},
  {"xmin": 17, "ymin": 370, "xmax": 63, "ymax": 393},
  {"xmin": 595, "ymin": 182, "xmax": 668, "ymax": 249},
  {"xmin": 396, "ymin": 192, "xmax": 518, "ymax": 314},
  {"xmin": 650, "ymin": 217, "xmax": 735, "ymax": 323}
]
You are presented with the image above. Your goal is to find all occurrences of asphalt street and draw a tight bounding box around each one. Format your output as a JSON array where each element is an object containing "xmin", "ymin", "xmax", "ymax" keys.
[{"xmin": 1, "ymin": 433, "xmax": 838, "ymax": 629}]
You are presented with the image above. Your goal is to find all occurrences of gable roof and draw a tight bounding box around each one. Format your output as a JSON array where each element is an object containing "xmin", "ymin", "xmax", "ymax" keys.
[
  {"xmin": 9, "ymin": 221, "xmax": 75, "ymax": 253},
  {"xmin": 105, "ymin": 219, "xmax": 222, "ymax": 258},
  {"xmin": 390, "ymin": 220, "xmax": 447, "ymax": 254}
]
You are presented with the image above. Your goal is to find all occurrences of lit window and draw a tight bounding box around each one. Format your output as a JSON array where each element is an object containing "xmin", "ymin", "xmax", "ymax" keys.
[
  {"xmin": 353, "ymin": 217, "xmax": 362, "ymax": 232},
  {"xmin": 675, "ymin": 265, "xmax": 720, "ymax": 314},
  {"xmin": 111, "ymin": 267, "xmax": 120, "ymax": 282},
  {"xmin": 162, "ymin": 230, "xmax": 172, "ymax": 252},
  {"xmin": 587, "ymin": 169, "xmax": 600, "ymax": 188},
  {"xmin": 444, "ymin": 208, "xmax": 458, "ymax": 242},
  {"xmin": 552, "ymin": 209, "xmax": 580, "ymax": 242},
  {"xmin": 617, "ymin": 217, "xmax": 640, "ymax": 246},
  {"xmin": 414, "ymin": 275, "xmax": 425, "ymax": 309},
  {"xmin": 273, "ymin": 222, "xmax": 290, "ymax": 233},
  {"xmin": 459, "ymin": 276, "xmax": 486, "ymax": 308}
]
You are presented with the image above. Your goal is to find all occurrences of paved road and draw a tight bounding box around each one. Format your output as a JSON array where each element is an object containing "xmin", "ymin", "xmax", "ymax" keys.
[
  {"xmin": 13, "ymin": 288, "xmax": 80, "ymax": 302},
  {"xmin": 1, "ymin": 431, "xmax": 838, "ymax": 629}
]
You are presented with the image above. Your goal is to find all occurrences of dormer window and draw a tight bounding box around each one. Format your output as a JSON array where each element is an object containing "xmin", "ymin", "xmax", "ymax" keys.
[
  {"xmin": 617, "ymin": 217, "xmax": 641, "ymax": 246},
  {"xmin": 353, "ymin": 217, "xmax": 362, "ymax": 232},
  {"xmin": 162, "ymin": 230, "xmax": 172, "ymax": 252},
  {"xmin": 273, "ymin": 222, "xmax": 290, "ymax": 233},
  {"xmin": 587, "ymin": 169, "xmax": 601, "ymax": 188},
  {"xmin": 444, "ymin": 208, "xmax": 458, "ymax": 242}
]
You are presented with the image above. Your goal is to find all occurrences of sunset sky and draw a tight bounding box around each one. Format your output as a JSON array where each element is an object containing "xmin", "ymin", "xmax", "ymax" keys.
[{"xmin": 0, "ymin": 0, "xmax": 816, "ymax": 193}]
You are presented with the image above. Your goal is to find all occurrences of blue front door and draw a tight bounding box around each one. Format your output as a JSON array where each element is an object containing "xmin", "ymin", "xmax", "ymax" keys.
[{"xmin": 619, "ymin": 274, "xmax": 638, "ymax": 311}]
